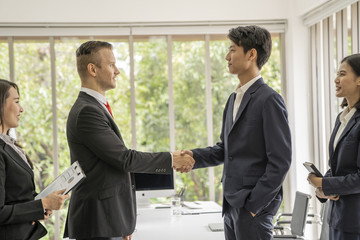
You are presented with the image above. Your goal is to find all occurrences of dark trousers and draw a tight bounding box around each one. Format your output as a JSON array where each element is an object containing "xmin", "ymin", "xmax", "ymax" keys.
[
  {"xmin": 330, "ymin": 227, "xmax": 360, "ymax": 240},
  {"xmin": 223, "ymin": 203, "xmax": 274, "ymax": 240}
]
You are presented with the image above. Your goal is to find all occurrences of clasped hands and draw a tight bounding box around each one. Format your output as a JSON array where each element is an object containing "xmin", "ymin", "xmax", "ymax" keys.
[
  {"xmin": 307, "ymin": 173, "xmax": 340, "ymax": 201},
  {"xmin": 172, "ymin": 150, "xmax": 195, "ymax": 173}
]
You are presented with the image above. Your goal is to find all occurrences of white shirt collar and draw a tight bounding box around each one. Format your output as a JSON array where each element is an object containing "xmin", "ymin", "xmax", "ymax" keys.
[
  {"xmin": 339, "ymin": 107, "xmax": 356, "ymax": 124},
  {"xmin": 0, "ymin": 133, "xmax": 30, "ymax": 167},
  {"xmin": 80, "ymin": 87, "xmax": 107, "ymax": 105},
  {"xmin": 234, "ymin": 75, "xmax": 261, "ymax": 94},
  {"xmin": 0, "ymin": 133, "xmax": 16, "ymax": 144}
]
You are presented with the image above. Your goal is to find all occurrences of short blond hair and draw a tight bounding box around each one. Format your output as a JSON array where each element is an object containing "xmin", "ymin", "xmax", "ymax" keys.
[{"xmin": 76, "ymin": 41, "xmax": 113, "ymax": 79}]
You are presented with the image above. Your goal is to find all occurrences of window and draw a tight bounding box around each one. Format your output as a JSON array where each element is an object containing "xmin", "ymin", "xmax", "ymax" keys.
[
  {"xmin": 304, "ymin": 1, "xmax": 360, "ymax": 237},
  {"xmin": 308, "ymin": 3, "xmax": 359, "ymax": 173},
  {"xmin": 134, "ymin": 36, "xmax": 170, "ymax": 152},
  {"xmin": 0, "ymin": 22, "xmax": 285, "ymax": 239},
  {"xmin": 0, "ymin": 39, "xmax": 9, "ymax": 79}
]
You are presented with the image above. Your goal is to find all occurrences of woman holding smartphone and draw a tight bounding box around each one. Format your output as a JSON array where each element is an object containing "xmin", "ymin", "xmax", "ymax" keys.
[
  {"xmin": 0, "ymin": 79, "xmax": 69, "ymax": 240},
  {"xmin": 308, "ymin": 54, "xmax": 360, "ymax": 240}
]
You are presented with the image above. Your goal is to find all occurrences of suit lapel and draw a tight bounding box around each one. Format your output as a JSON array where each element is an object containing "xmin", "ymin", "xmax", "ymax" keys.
[
  {"xmin": 79, "ymin": 92, "xmax": 124, "ymax": 143},
  {"xmin": 334, "ymin": 110, "xmax": 360, "ymax": 152},
  {"xmin": 233, "ymin": 91, "xmax": 251, "ymax": 125},
  {"xmin": 226, "ymin": 93, "xmax": 236, "ymax": 132},
  {"xmin": 229, "ymin": 79, "xmax": 265, "ymax": 133},
  {"xmin": 79, "ymin": 91, "xmax": 114, "ymax": 123},
  {"xmin": 329, "ymin": 119, "xmax": 340, "ymax": 157},
  {"xmin": 2, "ymin": 142, "xmax": 34, "ymax": 177}
]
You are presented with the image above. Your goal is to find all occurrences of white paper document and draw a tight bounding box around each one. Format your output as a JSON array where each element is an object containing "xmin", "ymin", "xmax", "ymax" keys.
[
  {"xmin": 181, "ymin": 201, "xmax": 222, "ymax": 215},
  {"xmin": 35, "ymin": 161, "xmax": 85, "ymax": 200}
]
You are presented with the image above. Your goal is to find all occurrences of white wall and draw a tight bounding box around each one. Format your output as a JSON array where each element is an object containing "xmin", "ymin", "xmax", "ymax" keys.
[
  {"xmin": 285, "ymin": 0, "xmax": 315, "ymax": 214},
  {"xmin": 0, "ymin": 0, "xmax": 290, "ymax": 22},
  {"xmin": 295, "ymin": 0, "xmax": 329, "ymax": 15}
]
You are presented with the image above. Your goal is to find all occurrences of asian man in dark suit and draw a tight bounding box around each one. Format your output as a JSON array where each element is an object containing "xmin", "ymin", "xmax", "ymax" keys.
[
  {"xmin": 63, "ymin": 41, "xmax": 195, "ymax": 240},
  {"xmin": 181, "ymin": 26, "xmax": 292, "ymax": 240}
]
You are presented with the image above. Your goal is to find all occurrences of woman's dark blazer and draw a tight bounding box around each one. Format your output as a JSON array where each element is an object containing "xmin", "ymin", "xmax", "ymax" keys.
[
  {"xmin": 0, "ymin": 138, "xmax": 47, "ymax": 240},
  {"xmin": 320, "ymin": 109, "xmax": 360, "ymax": 233}
]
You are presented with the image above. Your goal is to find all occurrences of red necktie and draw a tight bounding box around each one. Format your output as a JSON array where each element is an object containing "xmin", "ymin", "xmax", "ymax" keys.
[{"xmin": 104, "ymin": 101, "xmax": 114, "ymax": 118}]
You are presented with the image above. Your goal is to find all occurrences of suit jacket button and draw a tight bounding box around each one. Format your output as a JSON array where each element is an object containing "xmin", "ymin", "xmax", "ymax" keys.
[{"xmin": 229, "ymin": 157, "xmax": 233, "ymax": 161}]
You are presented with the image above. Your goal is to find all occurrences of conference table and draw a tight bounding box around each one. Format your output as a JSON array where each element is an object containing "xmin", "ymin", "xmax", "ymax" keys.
[{"xmin": 133, "ymin": 201, "xmax": 225, "ymax": 240}]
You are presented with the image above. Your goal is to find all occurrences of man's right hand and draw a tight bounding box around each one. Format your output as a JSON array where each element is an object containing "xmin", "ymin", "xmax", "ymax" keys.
[
  {"xmin": 181, "ymin": 149, "xmax": 193, "ymax": 158},
  {"xmin": 172, "ymin": 150, "xmax": 195, "ymax": 173}
]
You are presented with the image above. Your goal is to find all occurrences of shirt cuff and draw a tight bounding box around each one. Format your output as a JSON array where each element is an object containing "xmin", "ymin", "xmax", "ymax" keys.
[
  {"xmin": 170, "ymin": 152, "xmax": 173, "ymax": 168},
  {"xmin": 39, "ymin": 199, "xmax": 46, "ymax": 214}
]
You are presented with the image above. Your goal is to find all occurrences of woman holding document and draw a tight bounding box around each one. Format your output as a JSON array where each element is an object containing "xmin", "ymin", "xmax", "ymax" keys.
[
  {"xmin": 308, "ymin": 54, "xmax": 360, "ymax": 240},
  {"xmin": 0, "ymin": 79, "xmax": 69, "ymax": 240}
]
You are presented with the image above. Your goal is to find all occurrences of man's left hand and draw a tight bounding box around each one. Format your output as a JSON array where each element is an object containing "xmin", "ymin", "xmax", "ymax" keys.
[{"xmin": 123, "ymin": 234, "xmax": 132, "ymax": 240}]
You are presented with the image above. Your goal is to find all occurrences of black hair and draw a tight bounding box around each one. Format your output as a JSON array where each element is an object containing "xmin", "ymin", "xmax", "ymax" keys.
[
  {"xmin": 228, "ymin": 25, "xmax": 272, "ymax": 70},
  {"xmin": 0, "ymin": 79, "xmax": 33, "ymax": 168},
  {"xmin": 340, "ymin": 54, "xmax": 360, "ymax": 109},
  {"xmin": 0, "ymin": 79, "xmax": 19, "ymax": 133}
]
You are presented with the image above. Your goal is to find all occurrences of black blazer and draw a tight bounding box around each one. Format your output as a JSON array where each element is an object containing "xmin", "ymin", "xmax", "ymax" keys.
[
  {"xmin": 64, "ymin": 92, "xmax": 172, "ymax": 239},
  {"xmin": 0, "ymin": 139, "xmax": 47, "ymax": 240},
  {"xmin": 320, "ymin": 109, "xmax": 360, "ymax": 233},
  {"xmin": 192, "ymin": 78, "xmax": 292, "ymax": 216}
]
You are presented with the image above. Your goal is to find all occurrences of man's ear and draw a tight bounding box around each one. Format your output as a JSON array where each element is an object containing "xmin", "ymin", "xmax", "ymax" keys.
[
  {"xmin": 87, "ymin": 63, "xmax": 97, "ymax": 77},
  {"xmin": 248, "ymin": 48, "xmax": 257, "ymax": 62}
]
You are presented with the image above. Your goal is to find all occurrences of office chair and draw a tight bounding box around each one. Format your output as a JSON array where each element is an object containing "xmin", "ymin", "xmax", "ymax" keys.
[
  {"xmin": 273, "ymin": 191, "xmax": 311, "ymax": 239},
  {"xmin": 275, "ymin": 197, "xmax": 328, "ymax": 229},
  {"xmin": 318, "ymin": 201, "xmax": 330, "ymax": 240},
  {"xmin": 275, "ymin": 199, "xmax": 330, "ymax": 240}
]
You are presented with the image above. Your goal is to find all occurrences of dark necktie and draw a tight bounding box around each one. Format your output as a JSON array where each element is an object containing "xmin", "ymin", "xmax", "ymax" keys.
[{"xmin": 104, "ymin": 101, "xmax": 114, "ymax": 118}]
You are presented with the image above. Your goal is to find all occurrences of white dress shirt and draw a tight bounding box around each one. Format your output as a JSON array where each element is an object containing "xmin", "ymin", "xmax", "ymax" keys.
[
  {"xmin": 233, "ymin": 75, "xmax": 262, "ymax": 121},
  {"xmin": 80, "ymin": 87, "xmax": 112, "ymax": 116},
  {"xmin": 333, "ymin": 107, "xmax": 357, "ymax": 150},
  {"xmin": 0, "ymin": 133, "xmax": 31, "ymax": 168}
]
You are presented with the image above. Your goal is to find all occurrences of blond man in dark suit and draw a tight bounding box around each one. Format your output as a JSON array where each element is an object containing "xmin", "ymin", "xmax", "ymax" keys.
[{"xmin": 63, "ymin": 41, "xmax": 194, "ymax": 240}]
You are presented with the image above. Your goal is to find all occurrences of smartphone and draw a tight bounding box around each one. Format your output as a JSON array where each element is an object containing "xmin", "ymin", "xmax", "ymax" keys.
[{"xmin": 303, "ymin": 162, "xmax": 323, "ymax": 177}]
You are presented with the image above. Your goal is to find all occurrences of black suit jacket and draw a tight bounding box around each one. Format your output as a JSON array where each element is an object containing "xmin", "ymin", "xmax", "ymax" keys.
[
  {"xmin": 0, "ymin": 139, "xmax": 47, "ymax": 240},
  {"xmin": 64, "ymin": 92, "xmax": 172, "ymax": 239},
  {"xmin": 320, "ymin": 109, "xmax": 360, "ymax": 233},
  {"xmin": 192, "ymin": 78, "xmax": 292, "ymax": 216}
]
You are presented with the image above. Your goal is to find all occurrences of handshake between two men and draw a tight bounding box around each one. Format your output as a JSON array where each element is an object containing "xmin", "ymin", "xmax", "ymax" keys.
[{"xmin": 172, "ymin": 150, "xmax": 195, "ymax": 173}]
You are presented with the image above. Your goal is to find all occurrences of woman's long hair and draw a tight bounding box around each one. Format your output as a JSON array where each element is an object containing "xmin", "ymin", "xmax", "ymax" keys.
[
  {"xmin": 0, "ymin": 79, "xmax": 19, "ymax": 133},
  {"xmin": 0, "ymin": 79, "xmax": 33, "ymax": 169}
]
